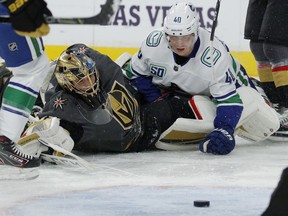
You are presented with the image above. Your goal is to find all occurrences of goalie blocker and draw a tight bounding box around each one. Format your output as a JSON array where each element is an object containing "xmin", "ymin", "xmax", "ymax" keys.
[{"xmin": 156, "ymin": 86, "xmax": 279, "ymax": 151}]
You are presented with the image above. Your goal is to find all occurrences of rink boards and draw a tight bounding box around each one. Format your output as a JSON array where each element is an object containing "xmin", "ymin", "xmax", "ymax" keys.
[
  {"xmin": 43, "ymin": 0, "xmax": 257, "ymax": 75},
  {"xmin": 44, "ymin": 46, "xmax": 257, "ymax": 77}
]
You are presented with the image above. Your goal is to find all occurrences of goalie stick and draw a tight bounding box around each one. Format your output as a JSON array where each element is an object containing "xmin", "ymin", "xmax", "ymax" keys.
[
  {"xmin": 40, "ymin": 153, "xmax": 90, "ymax": 169},
  {"xmin": 39, "ymin": 140, "xmax": 140, "ymax": 176},
  {"xmin": 24, "ymin": 118, "xmax": 114, "ymax": 172},
  {"xmin": 38, "ymin": 138, "xmax": 94, "ymax": 171},
  {"xmin": 0, "ymin": 0, "xmax": 122, "ymax": 25},
  {"xmin": 24, "ymin": 115, "xmax": 93, "ymax": 170}
]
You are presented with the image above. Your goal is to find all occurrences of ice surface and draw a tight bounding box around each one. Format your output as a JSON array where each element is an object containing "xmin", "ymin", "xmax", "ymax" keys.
[{"xmin": 0, "ymin": 138, "xmax": 287, "ymax": 216}]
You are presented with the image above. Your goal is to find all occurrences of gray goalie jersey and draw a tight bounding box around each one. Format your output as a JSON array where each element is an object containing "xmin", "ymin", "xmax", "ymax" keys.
[{"xmin": 40, "ymin": 44, "xmax": 141, "ymax": 152}]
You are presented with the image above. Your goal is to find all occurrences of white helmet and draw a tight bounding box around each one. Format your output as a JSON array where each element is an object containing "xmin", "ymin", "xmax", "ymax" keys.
[{"xmin": 164, "ymin": 2, "xmax": 199, "ymax": 37}]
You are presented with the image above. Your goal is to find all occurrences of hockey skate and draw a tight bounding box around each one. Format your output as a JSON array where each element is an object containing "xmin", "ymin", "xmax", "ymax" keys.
[
  {"xmin": 269, "ymin": 108, "xmax": 288, "ymax": 141},
  {"xmin": 0, "ymin": 136, "xmax": 40, "ymax": 180}
]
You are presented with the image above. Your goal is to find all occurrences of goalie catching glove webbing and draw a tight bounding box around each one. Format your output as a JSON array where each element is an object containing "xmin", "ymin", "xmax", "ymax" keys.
[{"xmin": 18, "ymin": 117, "xmax": 74, "ymax": 158}]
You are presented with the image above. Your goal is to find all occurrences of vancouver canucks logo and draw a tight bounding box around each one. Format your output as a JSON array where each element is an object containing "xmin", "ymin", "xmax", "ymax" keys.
[
  {"xmin": 146, "ymin": 30, "xmax": 163, "ymax": 47},
  {"xmin": 201, "ymin": 47, "xmax": 221, "ymax": 67},
  {"xmin": 109, "ymin": 81, "xmax": 138, "ymax": 129}
]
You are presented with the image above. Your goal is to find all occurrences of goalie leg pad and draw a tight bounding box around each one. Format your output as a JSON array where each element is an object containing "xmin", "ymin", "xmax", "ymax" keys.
[
  {"xmin": 160, "ymin": 95, "xmax": 215, "ymax": 139},
  {"xmin": 236, "ymin": 87, "xmax": 279, "ymax": 142},
  {"xmin": 188, "ymin": 95, "xmax": 216, "ymax": 121},
  {"xmin": 157, "ymin": 87, "xmax": 279, "ymax": 150},
  {"xmin": 157, "ymin": 95, "xmax": 215, "ymax": 151}
]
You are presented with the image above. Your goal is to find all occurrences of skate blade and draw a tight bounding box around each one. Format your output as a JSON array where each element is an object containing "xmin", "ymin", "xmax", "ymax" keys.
[
  {"xmin": 268, "ymin": 133, "xmax": 288, "ymax": 142},
  {"xmin": 0, "ymin": 164, "xmax": 39, "ymax": 180}
]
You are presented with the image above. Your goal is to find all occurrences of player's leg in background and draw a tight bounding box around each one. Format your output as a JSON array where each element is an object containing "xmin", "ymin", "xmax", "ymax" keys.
[
  {"xmin": 249, "ymin": 40, "xmax": 282, "ymax": 108},
  {"xmin": 0, "ymin": 23, "xmax": 50, "ymax": 168},
  {"xmin": 263, "ymin": 43, "xmax": 288, "ymax": 121},
  {"xmin": 250, "ymin": 41, "xmax": 288, "ymax": 138}
]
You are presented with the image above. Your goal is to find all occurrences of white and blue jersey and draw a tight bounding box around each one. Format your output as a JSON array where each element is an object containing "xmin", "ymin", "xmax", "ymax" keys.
[
  {"xmin": 127, "ymin": 28, "xmax": 256, "ymax": 132},
  {"xmin": 0, "ymin": 3, "xmax": 49, "ymax": 141},
  {"xmin": 0, "ymin": 3, "xmax": 45, "ymax": 67}
]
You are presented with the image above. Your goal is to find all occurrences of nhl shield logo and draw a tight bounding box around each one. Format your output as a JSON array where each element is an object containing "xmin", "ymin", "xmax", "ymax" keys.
[{"xmin": 8, "ymin": 42, "xmax": 18, "ymax": 51}]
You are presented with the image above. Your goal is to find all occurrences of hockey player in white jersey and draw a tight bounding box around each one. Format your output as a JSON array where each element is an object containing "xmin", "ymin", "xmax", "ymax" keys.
[
  {"xmin": 0, "ymin": 1, "xmax": 51, "ymax": 173},
  {"xmin": 123, "ymin": 2, "xmax": 278, "ymax": 155}
]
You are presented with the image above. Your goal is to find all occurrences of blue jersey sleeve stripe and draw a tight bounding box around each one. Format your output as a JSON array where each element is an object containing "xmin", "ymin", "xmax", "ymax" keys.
[
  {"xmin": 9, "ymin": 82, "xmax": 39, "ymax": 96},
  {"xmin": 214, "ymin": 90, "xmax": 237, "ymax": 101}
]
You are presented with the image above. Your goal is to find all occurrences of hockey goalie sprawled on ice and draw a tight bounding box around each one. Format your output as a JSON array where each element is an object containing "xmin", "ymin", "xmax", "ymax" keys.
[{"xmin": 1, "ymin": 2, "xmax": 280, "ymax": 169}]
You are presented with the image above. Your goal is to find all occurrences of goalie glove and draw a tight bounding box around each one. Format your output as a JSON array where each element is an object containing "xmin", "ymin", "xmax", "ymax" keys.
[
  {"xmin": 2, "ymin": 0, "xmax": 52, "ymax": 37},
  {"xmin": 199, "ymin": 127, "xmax": 235, "ymax": 155},
  {"xmin": 18, "ymin": 117, "xmax": 74, "ymax": 157}
]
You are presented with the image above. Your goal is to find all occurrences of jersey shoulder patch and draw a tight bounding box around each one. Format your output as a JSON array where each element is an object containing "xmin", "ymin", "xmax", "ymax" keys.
[
  {"xmin": 146, "ymin": 30, "xmax": 164, "ymax": 47},
  {"xmin": 200, "ymin": 47, "xmax": 221, "ymax": 67},
  {"xmin": 50, "ymin": 90, "xmax": 70, "ymax": 111}
]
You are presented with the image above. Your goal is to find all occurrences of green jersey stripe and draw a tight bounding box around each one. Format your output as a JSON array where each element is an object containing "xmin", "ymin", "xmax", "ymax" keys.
[
  {"xmin": 214, "ymin": 94, "xmax": 242, "ymax": 105},
  {"xmin": 30, "ymin": 38, "xmax": 42, "ymax": 57},
  {"xmin": 3, "ymin": 86, "xmax": 37, "ymax": 112}
]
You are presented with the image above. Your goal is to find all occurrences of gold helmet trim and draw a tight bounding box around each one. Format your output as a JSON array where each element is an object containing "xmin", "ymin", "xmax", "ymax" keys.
[{"xmin": 55, "ymin": 50, "xmax": 100, "ymax": 96}]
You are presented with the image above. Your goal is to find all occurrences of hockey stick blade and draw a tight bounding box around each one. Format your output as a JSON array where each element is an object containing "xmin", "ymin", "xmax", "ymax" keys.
[
  {"xmin": 38, "ymin": 139, "xmax": 94, "ymax": 171},
  {"xmin": 0, "ymin": 0, "xmax": 122, "ymax": 25},
  {"xmin": 45, "ymin": 16, "xmax": 105, "ymax": 25},
  {"xmin": 41, "ymin": 153, "xmax": 90, "ymax": 169},
  {"xmin": 0, "ymin": 15, "xmax": 111, "ymax": 25}
]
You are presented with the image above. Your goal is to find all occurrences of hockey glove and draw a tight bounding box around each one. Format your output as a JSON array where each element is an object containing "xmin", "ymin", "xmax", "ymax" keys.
[
  {"xmin": 18, "ymin": 117, "xmax": 74, "ymax": 157},
  {"xmin": 199, "ymin": 127, "xmax": 235, "ymax": 155},
  {"xmin": 3, "ymin": 0, "xmax": 52, "ymax": 37}
]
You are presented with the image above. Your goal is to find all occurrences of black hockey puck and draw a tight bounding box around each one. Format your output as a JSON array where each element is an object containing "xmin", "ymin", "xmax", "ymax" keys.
[{"xmin": 193, "ymin": 200, "xmax": 210, "ymax": 207}]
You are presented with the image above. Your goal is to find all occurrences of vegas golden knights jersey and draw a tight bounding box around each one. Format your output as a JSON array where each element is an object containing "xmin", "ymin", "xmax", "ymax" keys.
[{"xmin": 40, "ymin": 44, "xmax": 141, "ymax": 152}]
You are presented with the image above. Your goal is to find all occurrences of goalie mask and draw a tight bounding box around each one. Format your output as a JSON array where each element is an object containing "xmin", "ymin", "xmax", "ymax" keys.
[
  {"xmin": 55, "ymin": 49, "xmax": 113, "ymax": 125},
  {"xmin": 55, "ymin": 50, "xmax": 100, "ymax": 97}
]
